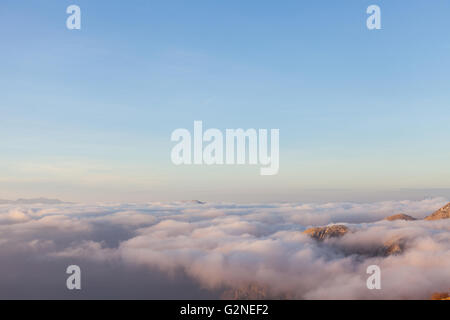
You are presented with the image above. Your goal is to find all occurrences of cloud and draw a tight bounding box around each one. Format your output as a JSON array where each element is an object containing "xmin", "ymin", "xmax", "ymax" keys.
[{"xmin": 0, "ymin": 198, "xmax": 448, "ymax": 299}]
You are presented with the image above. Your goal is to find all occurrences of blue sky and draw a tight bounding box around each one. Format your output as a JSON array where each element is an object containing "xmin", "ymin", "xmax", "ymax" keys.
[{"xmin": 1, "ymin": 0, "xmax": 450, "ymax": 202}]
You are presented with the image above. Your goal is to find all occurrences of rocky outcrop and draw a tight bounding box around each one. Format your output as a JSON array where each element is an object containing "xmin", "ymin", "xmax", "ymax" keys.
[
  {"xmin": 221, "ymin": 284, "xmax": 293, "ymax": 300},
  {"xmin": 303, "ymin": 225, "xmax": 349, "ymax": 241},
  {"xmin": 380, "ymin": 238, "xmax": 406, "ymax": 256},
  {"xmin": 384, "ymin": 214, "xmax": 416, "ymax": 221},
  {"xmin": 304, "ymin": 224, "xmax": 406, "ymax": 257},
  {"xmin": 425, "ymin": 203, "xmax": 450, "ymax": 221},
  {"xmin": 222, "ymin": 284, "xmax": 268, "ymax": 300},
  {"xmin": 431, "ymin": 292, "xmax": 450, "ymax": 300}
]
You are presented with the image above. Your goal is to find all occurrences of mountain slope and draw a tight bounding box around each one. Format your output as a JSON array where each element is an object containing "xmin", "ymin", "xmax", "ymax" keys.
[{"xmin": 425, "ymin": 203, "xmax": 450, "ymax": 221}]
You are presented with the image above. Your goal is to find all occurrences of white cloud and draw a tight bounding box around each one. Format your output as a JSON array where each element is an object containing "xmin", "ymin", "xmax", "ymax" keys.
[{"xmin": 0, "ymin": 198, "xmax": 448, "ymax": 299}]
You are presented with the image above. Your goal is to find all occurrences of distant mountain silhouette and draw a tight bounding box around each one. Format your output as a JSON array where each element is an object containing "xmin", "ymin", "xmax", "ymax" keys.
[
  {"xmin": 0, "ymin": 198, "xmax": 67, "ymax": 205},
  {"xmin": 179, "ymin": 200, "xmax": 206, "ymax": 205}
]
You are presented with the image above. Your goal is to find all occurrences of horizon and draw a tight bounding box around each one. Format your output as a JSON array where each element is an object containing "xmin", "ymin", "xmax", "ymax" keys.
[
  {"xmin": 1, "ymin": 194, "xmax": 450, "ymax": 210},
  {"xmin": 3, "ymin": 188, "xmax": 450, "ymax": 204}
]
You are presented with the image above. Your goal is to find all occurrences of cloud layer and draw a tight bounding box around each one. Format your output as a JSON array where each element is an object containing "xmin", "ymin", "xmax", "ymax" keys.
[{"xmin": 0, "ymin": 198, "xmax": 449, "ymax": 299}]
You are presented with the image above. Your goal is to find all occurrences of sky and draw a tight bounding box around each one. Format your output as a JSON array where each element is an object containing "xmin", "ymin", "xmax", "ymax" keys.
[{"xmin": 1, "ymin": 0, "xmax": 450, "ymax": 202}]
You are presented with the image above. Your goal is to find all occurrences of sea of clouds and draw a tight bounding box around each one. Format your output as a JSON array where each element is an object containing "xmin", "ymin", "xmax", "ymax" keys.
[{"xmin": 0, "ymin": 198, "xmax": 449, "ymax": 299}]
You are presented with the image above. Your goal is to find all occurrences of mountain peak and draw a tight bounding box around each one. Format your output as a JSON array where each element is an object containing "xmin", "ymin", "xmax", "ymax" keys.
[
  {"xmin": 384, "ymin": 214, "xmax": 416, "ymax": 221},
  {"xmin": 425, "ymin": 203, "xmax": 450, "ymax": 221},
  {"xmin": 303, "ymin": 225, "xmax": 349, "ymax": 241}
]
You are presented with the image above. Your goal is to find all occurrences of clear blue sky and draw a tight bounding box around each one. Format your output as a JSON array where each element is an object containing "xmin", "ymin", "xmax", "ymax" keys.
[{"xmin": 1, "ymin": 0, "xmax": 450, "ymax": 202}]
